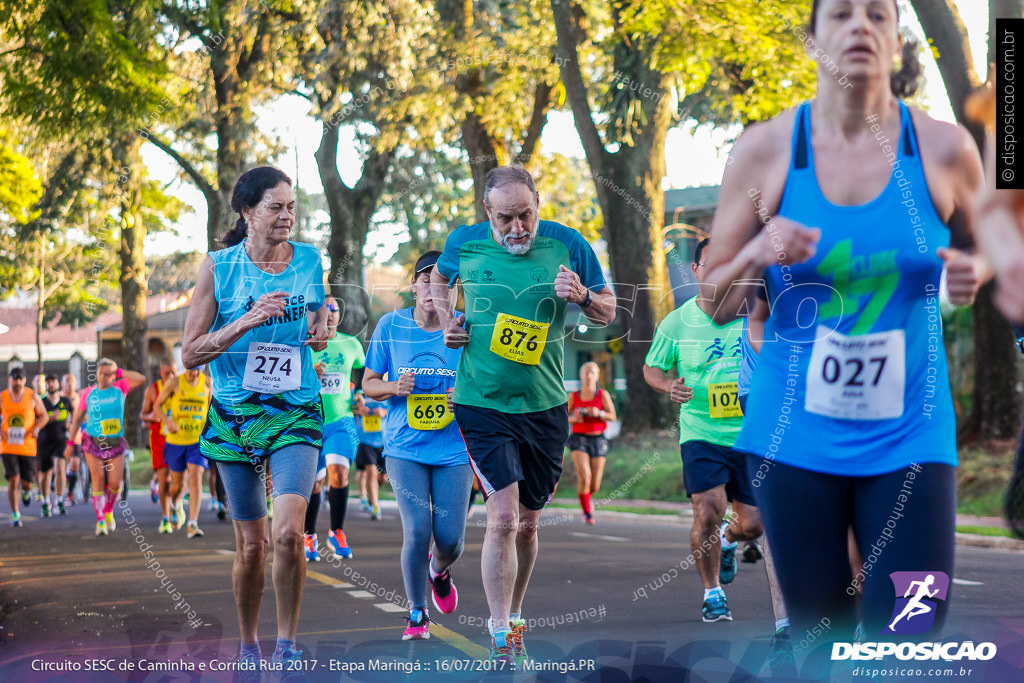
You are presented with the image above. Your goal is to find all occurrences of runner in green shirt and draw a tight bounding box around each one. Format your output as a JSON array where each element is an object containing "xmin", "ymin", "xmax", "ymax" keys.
[
  {"xmin": 644, "ymin": 237, "xmax": 764, "ymax": 624},
  {"xmin": 430, "ymin": 166, "xmax": 615, "ymax": 667},
  {"xmin": 308, "ymin": 316, "xmax": 365, "ymax": 560}
]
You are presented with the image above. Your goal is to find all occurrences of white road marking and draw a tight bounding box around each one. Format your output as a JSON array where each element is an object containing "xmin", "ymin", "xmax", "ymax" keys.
[
  {"xmin": 952, "ymin": 578, "xmax": 984, "ymax": 586},
  {"xmin": 374, "ymin": 602, "xmax": 407, "ymax": 613},
  {"xmin": 568, "ymin": 532, "xmax": 629, "ymax": 542},
  {"xmin": 347, "ymin": 590, "xmax": 377, "ymax": 599}
]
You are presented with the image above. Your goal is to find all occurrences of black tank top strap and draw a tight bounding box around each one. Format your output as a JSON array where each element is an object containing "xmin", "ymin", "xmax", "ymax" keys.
[
  {"xmin": 900, "ymin": 101, "xmax": 917, "ymax": 158},
  {"xmin": 794, "ymin": 103, "xmax": 811, "ymax": 170}
]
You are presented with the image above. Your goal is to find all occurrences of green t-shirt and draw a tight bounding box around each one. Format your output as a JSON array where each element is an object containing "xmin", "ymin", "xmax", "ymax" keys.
[
  {"xmin": 645, "ymin": 298, "xmax": 745, "ymax": 446},
  {"xmin": 437, "ymin": 221, "xmax": 607, "ymax": 414},
  {"xmin": 311, "ymin": 333, "xmax": 365, "ymax": 422}
]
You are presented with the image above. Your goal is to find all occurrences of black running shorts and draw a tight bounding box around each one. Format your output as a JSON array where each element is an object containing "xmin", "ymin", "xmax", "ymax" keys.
[{"xmin": 454, "ymin": 403, "xmax": 570, "ymax": 511}]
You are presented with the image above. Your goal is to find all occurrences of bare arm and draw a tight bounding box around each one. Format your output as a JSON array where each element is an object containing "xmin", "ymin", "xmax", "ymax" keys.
[
  {"xmin": 140, "ymin": 384, "xmax": 159, "ymax": 423},
  {"xmin": 553, "ymin": 265, "xmax": 615, "ymax": 326},
  {"xmin": 429, "ymin": 266, "xmax": 468, "ymax": 349},
  {"xmin": 429, "ymin": 266, "xmax": 456, "ymax": 328},
  {"xmin": 703, "ymin": 115, "xmax": 819, "ymax": 324},
  {"xmin": 643, "ymin": 365, "xmax": 692, "ymax": 404},
  {"xmin": 154, "ymin": 376, "xmax": 179, "ymax": 434},
  {"xmin": 362, "ymin": 368, "xmax": 415, "ymax": 402},
  {"xmin": 936, "ymin": 124, "xmax": 990, "ymax": 305},
  {"xmin": 63, "ymin": 403, "xmax": 86, "ymax": 457},
  {"xmin": 567, "ymin": 392, "xmax": 582, "ymax": 424},
  {"xmin": 306, "ymin": 303, "xmax": 330, "ymax": 353},
  {"xmin": 33, "ymin": 395, "xmax": 48, "ymax": 435},
  {"xmin": 600, "ymin": 389, "xmax": 617, "ymax": 422},
  {"xmin": 122, "ymin": 369, "xmax": 147, "ymax": 392},
  {"xmin": 181, "ymin": 256, "xmax": 291, "ymax": 368}
]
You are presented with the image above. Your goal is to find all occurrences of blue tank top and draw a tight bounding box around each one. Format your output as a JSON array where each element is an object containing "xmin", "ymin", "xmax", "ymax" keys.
[
  {"xmin": 737, "ymin": 318, "xmax": 757, "ymax": 399},
  {"xmin": 83, "ymin": 384, "xmax": 128, "ymax": 438},
  {"xmin": 208, "ymin": 241, "xmax": 325, "ymax": 406},
  {"xmin": 735, "ymin": 102, "xmax": 957, "ymax": 476}
]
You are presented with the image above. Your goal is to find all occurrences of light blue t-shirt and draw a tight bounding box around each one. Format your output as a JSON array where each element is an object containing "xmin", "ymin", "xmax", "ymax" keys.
[
  {"xmin": 354, "ymin": 396, "xmax": 387, "ymax": 449},
  {"xmin": 365, "ymin": 308, "xmax": 468, "ymax": 467},
  {"xmin": 207, "ymin": 241, "xmax": 325, "ymax": 406},
  {"xmin": 80, "ymin": 380, "xmax": 130, "ymax": 438}
]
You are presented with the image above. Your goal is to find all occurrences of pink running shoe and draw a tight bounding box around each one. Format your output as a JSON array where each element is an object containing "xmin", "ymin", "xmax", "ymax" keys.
[
  {"xmin": 402, "ymin": 613, "xmax": 430, "ymax": 640},
  {"xmin": 429, "ymin": 554, "xmax": 458, "ymax": 614}
]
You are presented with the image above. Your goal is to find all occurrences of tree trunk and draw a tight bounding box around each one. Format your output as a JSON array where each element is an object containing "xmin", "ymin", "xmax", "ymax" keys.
[
  {"xmin": 314, "ymin": 122, "xmax": 395, "ymax": 338},
  {"xmin": 36, "ymin": 232, "xmax": 44, "ymax": 376},
  {"xmin": 114, "ymin": 139, "xmax": 149, "ymax": 448},
  {"xmin": 462, "ymin": 113, "xmax": 503, "ymax": 224},
  {"xmin": 551, "ymin": 0, "xmax": 672, "ymax": 430},
  {"xmin": 210, "ymin": 50, "xmax": 249, "ymax": 253},
  {"xmin": 911, "ymin": 0, "xmax": 1024, "ymax": 442}
]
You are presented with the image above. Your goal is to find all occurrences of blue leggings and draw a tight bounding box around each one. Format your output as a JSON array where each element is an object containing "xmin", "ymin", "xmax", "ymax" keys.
[
  {"xmin": 216, "ymin": 445, "xmax": 319, "ymax": 522},
  {"xmin": 385, "ymin": 456, "xmax": 473, "ymax": 610},
  {"xmin": 749, "ymin": 456, "xmax": 956, "ymax": 640}
]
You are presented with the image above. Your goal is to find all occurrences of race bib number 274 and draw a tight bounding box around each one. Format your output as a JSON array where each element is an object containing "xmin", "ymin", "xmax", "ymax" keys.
[{"xmin": 242, "ymin": 343, "xmax": 301, "ymax": 394}]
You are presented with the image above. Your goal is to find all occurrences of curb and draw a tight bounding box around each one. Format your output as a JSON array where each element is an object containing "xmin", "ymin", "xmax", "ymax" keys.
[
  {"xmin": 954, "ymin": 532, "xmax": 1024, "ymax": 551},
  {"xmin": 545, "ymin": 500, "xmax": 1024, "ymax": 549}
]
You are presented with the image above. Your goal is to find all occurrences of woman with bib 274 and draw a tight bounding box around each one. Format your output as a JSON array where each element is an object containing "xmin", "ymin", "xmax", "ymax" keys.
[{"xmin": 182, "ymin": 166, "xmax": 330, "ymax": 672}]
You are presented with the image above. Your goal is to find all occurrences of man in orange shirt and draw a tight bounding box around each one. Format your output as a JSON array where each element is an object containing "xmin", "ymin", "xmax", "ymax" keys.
[{"xmin": 2, "ymin": 367, "xmax": 48, "ymax": 527}]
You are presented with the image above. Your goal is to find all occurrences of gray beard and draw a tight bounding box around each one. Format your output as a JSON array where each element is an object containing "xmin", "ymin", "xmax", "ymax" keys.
[{"xmin": 494, "ymin": 227, "xmax": 534, "ymax": 255}]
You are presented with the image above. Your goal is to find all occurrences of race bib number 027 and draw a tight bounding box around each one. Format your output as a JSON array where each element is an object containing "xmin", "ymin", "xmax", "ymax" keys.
[
  {"xmin": 805, "ymin": 326, "xmax": 905, "ymax": 420},
  {"xmin": 490, "ymin": 314, "xmax": 549, "ymax": 366},
  {"xmin": 242, "ymin": 343, "xmax": 301, "ymax": 394},
  {"xmin": 407, "ymin": 395, "xmax": 454, "ymax": 430}
]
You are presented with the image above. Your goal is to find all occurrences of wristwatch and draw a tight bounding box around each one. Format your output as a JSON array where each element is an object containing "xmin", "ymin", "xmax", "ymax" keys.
[{"xmin": 579, "ymin": 290, "xmax": 593, "ymax": 308}]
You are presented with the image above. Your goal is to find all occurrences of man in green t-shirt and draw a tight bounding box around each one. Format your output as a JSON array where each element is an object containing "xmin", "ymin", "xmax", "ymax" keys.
[
  {"xmin": 309, "ymin": 300, "xmax": 365, "ymax": 560},
  {"xmin": 644, "ymin": 238, "xmax": 764, "ymax": 624},
  {"xmin": 430, "ymin": 166, "xmax": 615, "ymax": 666}
]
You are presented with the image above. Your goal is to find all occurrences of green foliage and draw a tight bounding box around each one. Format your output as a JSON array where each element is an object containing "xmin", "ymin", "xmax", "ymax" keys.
[
  {"xmin": 147, "ymin": 250, "xmax": 205, "ymax": 295},
  {"xmin": 376, "ymin": 147, "xmax": 475, "ymax": 270},
  {"xmin": 534, "ymin": 153, "xmax": 602, "ymax": 242},
  {"xmin": 0, "ymin": 0, "xmax": 169, "ymax": 139},
  {"xmin": 617, "ymin": 0, "xmax": 817, "ymax": 130},
  {"xmin": 0, "ymin": 128, "xmax": 42, "ymax": 225}
]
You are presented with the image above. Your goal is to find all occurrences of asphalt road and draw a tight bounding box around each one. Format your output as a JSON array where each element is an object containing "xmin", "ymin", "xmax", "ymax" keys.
[{"xmin": 1, "ymin": 490, "xmax": 1023, "ymax": 683}]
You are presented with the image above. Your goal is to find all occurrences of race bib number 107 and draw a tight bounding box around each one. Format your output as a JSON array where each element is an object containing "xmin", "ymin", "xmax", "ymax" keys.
[
  {"xmin": 242, "ymin": 343, "xmax": 301, "ymax": 394},
  {"xmin": 805, "ymin": 326, "xmax": 905, "ymax": 421}
]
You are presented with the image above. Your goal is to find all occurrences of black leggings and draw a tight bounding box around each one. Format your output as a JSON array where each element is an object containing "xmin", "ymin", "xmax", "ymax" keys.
[{"xmin": 748, "ymin": 455, "xmax": 956, "ymax": 640}]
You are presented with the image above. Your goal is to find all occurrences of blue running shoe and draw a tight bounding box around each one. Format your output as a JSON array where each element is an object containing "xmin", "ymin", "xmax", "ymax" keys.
[
  {"xmin": 272, "ymin": 646, "xmax": 304, "ymax": 681},
  {"xmin": 720, "ymin": 543, "xmax": 738, "ymax": 584},
  {"xmin": 701, "ymin": 592, "xmax": 733, "ymax": 622}
]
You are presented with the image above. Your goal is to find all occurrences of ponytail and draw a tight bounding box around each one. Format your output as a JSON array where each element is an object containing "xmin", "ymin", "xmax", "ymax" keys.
[
  {"xmin": 890, "ymin": 39, "xmax": 922, "ymax": 99},
  {"xmin": 222, "ymin": 217, "xmax": 248, "ymax": 247}
]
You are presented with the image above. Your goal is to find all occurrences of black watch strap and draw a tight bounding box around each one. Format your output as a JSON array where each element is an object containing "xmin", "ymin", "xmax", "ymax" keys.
[{"xmin": 579, "ymin": 289, "xmax": 593, "ymax": 308}]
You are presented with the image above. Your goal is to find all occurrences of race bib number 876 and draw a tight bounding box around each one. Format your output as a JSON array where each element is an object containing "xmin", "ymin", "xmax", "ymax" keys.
[{"xmin": 490, "ymin": 313, "xmax": 548, "ymax": 365}]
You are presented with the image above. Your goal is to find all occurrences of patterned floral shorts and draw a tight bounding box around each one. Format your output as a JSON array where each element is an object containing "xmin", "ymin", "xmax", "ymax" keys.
[{"xmin": 200, "ymin": 393, "xmax": 323, "ymax": 463}]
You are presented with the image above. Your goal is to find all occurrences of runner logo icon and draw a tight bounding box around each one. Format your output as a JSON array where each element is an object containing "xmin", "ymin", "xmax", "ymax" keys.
[{"xmin": 883, "ymin": 571, "xmax": 949, "ymax": 635}]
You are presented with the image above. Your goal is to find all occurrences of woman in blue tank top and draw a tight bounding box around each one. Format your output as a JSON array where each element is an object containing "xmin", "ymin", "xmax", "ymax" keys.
[
  {"xmin": 702, "ymin": 0, "xmax": 988, "ymax": 645},
  {"xmin": 181, "ymin": 167, "xmax": 330, "ymax": 673}
]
